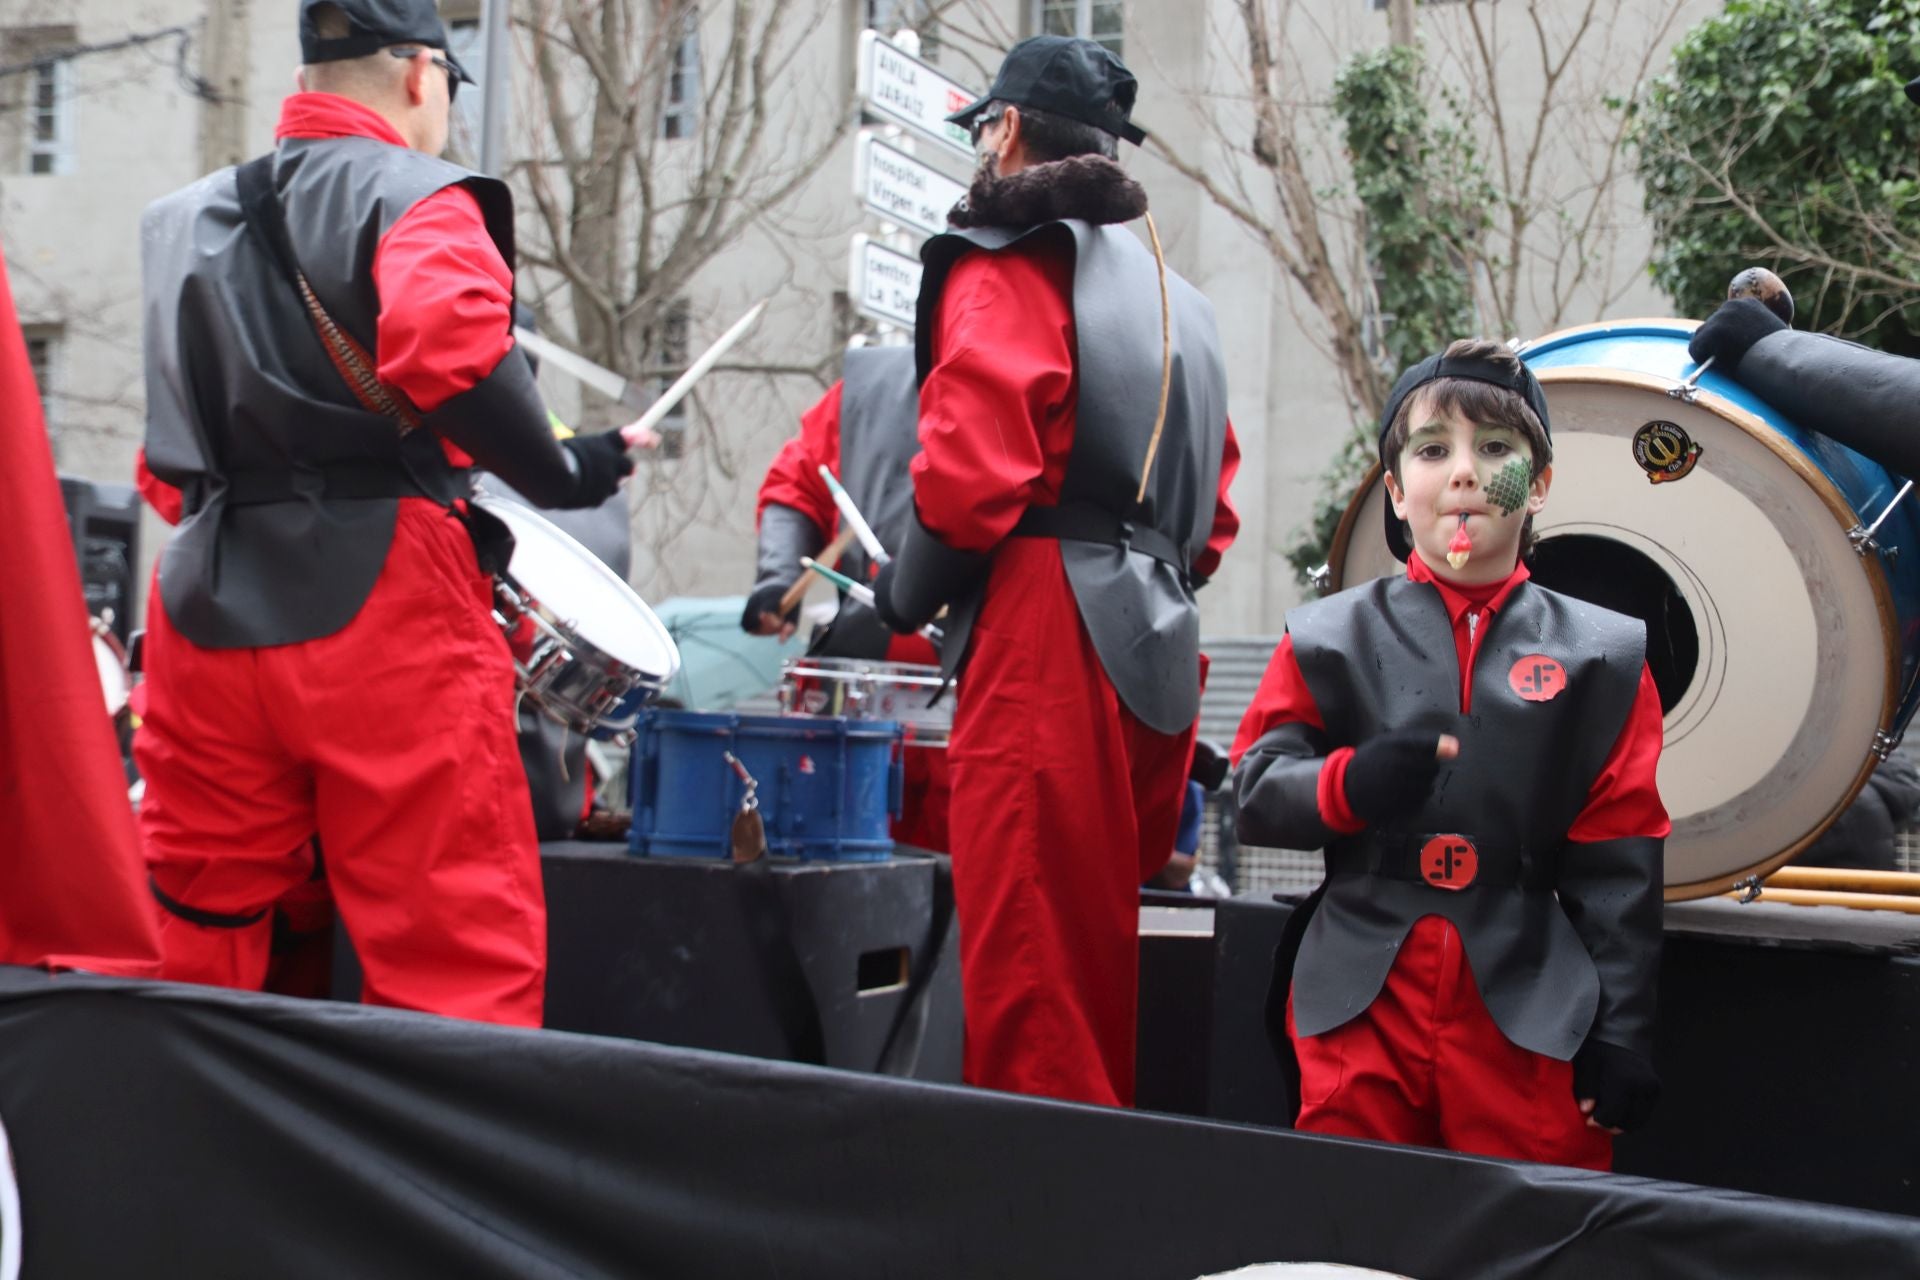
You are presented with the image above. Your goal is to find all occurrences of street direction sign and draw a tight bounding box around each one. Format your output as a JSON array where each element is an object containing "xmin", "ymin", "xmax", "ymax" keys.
[
  {"xmin": 855, "ymin": 29, "xmax": 976, "ymax": 160},
  {"xmin": 856, "ymin": 132, "xmax": 967, "ymax": 238},
  {"xmin": 849, "ymin": 234, "xmax": 922, "ymax": 330}
]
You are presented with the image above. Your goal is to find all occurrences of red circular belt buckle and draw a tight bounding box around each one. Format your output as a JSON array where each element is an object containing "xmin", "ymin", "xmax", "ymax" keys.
[{"xmin": 1420, "ymin": 834, "xmax": 1478, "ymax": 891}]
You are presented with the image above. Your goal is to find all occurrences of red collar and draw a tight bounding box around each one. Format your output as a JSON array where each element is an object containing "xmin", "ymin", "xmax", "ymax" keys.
[
  {"xmin": 1407, "ymin": 549, "xmax": 1530, "ymax": 626},
  {"xmin": 275, "ymin": 92, "xmax": 409, "ymax": 148}
]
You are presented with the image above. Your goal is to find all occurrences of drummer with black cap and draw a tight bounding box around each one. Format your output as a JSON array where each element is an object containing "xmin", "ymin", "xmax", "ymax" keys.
[
  {"xmin": 1229, "ymin": 337, "xmax": 1668, "ymax": 1169},
  {"xmin": 1687, "ymin": 74, "xmax": 1920, "ymax": 477},
  {"xmin": 870, "ymin": 35, "xmax": 1241, "ymax": 1107},
  {"xmin": 134, "ymin": 0, "xmax": 633, "ymax": 1027}
]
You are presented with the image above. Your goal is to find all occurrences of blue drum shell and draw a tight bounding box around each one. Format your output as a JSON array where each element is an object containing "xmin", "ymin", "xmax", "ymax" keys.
[{"xmin": 628, "ymin": 710, "xmax": 904, "ymax": 862}]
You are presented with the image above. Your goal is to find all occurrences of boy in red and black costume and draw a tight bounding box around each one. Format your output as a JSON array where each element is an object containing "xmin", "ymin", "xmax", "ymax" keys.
[{"xmin": 1231, "ymin": 339, "xmax": 1666, "ymax": 1169}]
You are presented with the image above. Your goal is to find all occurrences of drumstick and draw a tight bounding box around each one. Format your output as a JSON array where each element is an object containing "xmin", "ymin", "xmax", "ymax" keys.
[
  {"xmin": 776, "ymin": 526, "xmax": 858, "ymax": 617},
  {"xmin": 817, "ymin": 466, "xmax": 889, "ymax": 565},
  {"xmin": 800, "ymin": 557, "xmax": 944, "ymax": 642}
]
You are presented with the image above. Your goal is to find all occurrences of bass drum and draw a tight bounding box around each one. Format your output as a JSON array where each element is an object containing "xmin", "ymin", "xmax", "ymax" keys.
[{"xmin": 1328, "ymin": 319, "xmax": 1920, "ymax": 900}]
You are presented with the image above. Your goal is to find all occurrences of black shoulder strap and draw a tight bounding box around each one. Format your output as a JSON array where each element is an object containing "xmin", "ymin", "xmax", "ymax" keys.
[
  {"xmin": 232, "ymin": 152, "xmax": 424, "ymax": 432},
  {"xmin": 234, "ymin": 155, "xmax": 305, "ymax": 291}
]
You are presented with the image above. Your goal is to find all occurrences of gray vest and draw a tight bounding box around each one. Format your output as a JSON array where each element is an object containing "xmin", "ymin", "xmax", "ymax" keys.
[
  {"xmin": 141, "ymin": 137, "xmax": 514, "ymax": 648},
  {"xmin": 1287, "ymin": 576, "xmax": 1650, "ymax": 1060},
  {"xmin": 914, "ymin": 221, "xmax": 1229, "ymax": 735},
  {"xmin": 835, "ymin": 344, "xmax": 921, "ymax": 586}
]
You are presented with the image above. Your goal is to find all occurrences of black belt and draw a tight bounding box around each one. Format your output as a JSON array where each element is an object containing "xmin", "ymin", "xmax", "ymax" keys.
[
  {"xmin": 188, "ymin": 463, "xmax": 469, "ymax": 510},
  {"xmin": 1328, "ymin": 833, "xmax": 1559, "ymax": 890},
  {"xmin": 149, "ymin": 876, "xmax": 269, "ymax": 929},
  {"xmin": 1011, "ymin": 502, "xmax": 1188, "ymax": 574}
]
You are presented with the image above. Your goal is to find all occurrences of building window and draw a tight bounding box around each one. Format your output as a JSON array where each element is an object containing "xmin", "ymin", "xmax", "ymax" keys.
[
  {"xmin": 661, "ymin": 14, "xmax": 700, "ymax": 141},
  {"xmin": 1035, "ymin": 0, "xmax": 1121, "ymax": 56},
  {"xmin": 23, "ymin": 325, "xmax": 59, "ymax": 427},
  {"xmin": 650, "ymin": 299, "xmax": 691, "ymax": 458},
  {"xmin": 25, "ymin": 56, "xmax": 73, "ymax": 175},
  {"xmin": 447, "ymin": 18, "xmax": 486, "ymax": 158},
  {"xmin": 866, "ymin": 0, "xmax": 940, "ymax": 62}
]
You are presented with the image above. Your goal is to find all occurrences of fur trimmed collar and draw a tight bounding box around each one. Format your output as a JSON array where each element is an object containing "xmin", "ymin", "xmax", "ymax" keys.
[{"xmin": 947, "ymin": 154, "xmax": 1149, "ymax": 230}]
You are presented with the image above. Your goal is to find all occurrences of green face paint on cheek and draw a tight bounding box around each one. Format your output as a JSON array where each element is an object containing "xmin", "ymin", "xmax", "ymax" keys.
[{"xmin": 1486, "ymin": 457, "xmax": 1531, "ymax": 516}]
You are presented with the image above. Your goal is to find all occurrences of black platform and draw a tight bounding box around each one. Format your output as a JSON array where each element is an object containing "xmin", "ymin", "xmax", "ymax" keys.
[{"xmin": 1147, "ymin": 892, "xmax": 1920, "ymax": 1218}]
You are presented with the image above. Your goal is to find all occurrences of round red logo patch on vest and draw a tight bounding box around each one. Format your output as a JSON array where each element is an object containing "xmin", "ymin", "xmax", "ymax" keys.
[
  {"xmin": 1508, "ymin": 654, "xmax": 1567, "ymax": 702},
  {"xmin": 1420, "ymin": 835, "xmax": 1479, "ymax": 890}
]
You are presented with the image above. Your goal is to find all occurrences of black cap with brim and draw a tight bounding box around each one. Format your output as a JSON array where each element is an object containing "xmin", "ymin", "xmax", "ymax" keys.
[
  {"xmin": 300, "ymin": 0, "xmax": 473, "ymax": 84},
  {"xmin": 1376, "ymin": 351, "xmax": 1553, "ymax": 563},
  {"xmin": 947, "ymin": 35, "xmax": 1146, "ymax": 146},
  {"xmin": 1906, "ymin": 74, "xmax": 1920, "ymax": 106}
]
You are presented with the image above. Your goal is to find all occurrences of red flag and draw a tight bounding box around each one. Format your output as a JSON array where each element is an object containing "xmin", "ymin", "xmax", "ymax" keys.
[{"xmin": 0, "ymin": 239, "xmax": 160, "ymax": 975}]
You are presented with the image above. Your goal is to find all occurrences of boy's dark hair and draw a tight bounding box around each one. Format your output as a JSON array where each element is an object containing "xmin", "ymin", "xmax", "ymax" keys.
[
  {"xmin": 985, "ymin": 99, "xmax": 1119, "ymax": 162},
  {"xmin": 1380, "ymin": 338, "xmax": 1553, "ymax": 559}
]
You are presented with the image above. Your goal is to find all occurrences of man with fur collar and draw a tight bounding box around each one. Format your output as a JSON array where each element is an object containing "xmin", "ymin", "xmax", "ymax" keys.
[{"xmin": 873, "ymin": 36, "xmax": 1240, "ymax": 1107}]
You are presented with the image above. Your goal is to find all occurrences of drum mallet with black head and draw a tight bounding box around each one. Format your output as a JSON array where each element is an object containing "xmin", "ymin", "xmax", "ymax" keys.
[{"xmin": 1728, "ymin": 267, "xmax": 1794, "ymax": 326}]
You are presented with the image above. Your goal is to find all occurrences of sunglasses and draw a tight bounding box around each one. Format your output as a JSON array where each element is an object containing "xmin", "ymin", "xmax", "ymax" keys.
[
  {"xmin": 389, "ymin": 46, "xmax": 462, "ymax": 103},
  {"xmin": 968, "ymin": 108, "xmax": 1006, "ymax": 146}
]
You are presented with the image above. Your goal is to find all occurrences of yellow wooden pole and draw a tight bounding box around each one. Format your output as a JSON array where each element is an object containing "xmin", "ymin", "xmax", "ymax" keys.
[
  {"xmin": 1765, "ymin": 866, "xmax": 1920, "ymax": 897},
  {"xmin": 1726, "ymin": 886, "xmax": 1920, "ymax": 915}
]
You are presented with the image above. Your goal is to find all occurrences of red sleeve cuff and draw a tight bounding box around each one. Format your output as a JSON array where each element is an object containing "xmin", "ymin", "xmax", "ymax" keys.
[{"xmin": 1317, "ymin": 746, "xmax": 1365, "ymax": 835}]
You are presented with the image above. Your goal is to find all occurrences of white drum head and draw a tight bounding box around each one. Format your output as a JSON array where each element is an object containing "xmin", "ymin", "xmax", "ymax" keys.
[
  {"xmin": 476, "ymin": 494, "xmax": 680, "ymax": 684},
  {"xmin": 1332, "ymin": 370, "xmax": 1889, "ymax": 900}
]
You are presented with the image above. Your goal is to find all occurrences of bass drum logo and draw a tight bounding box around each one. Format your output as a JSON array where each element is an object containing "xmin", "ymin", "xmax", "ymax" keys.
[{"xmin": 1633, "ymin": 419, "xmax": 1703, "ymax": 484}]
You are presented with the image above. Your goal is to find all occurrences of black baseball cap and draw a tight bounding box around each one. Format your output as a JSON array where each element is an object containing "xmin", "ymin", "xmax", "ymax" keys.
[
  {"xmin": 1906, "ymin": 75, "xmax": 1920, "ymax": 106},
  {"xmin": 946, "ymin": 35, "xmax": 1146, "ymax": 146},
  {"xmin": 299, "ymin": 0, "xmax": 472, "ymax": 85},
  {"xmin": 1376, "ymin": 350, "xmax": 1553, "ymax": 563}
]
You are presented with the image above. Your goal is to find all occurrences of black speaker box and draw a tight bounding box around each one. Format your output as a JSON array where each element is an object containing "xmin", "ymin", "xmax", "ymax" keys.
[
  {"xmin": 335, "ymin": 843, "xmax": 961, "ymax": 1082},
  {"xmin": 57, "ymin": 475, "xmax": 140, "ymax": 640}
]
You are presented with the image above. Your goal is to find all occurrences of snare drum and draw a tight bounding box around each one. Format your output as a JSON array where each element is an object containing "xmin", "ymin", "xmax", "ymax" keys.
[
  {"xmin": 474, "ymin": 493, "xmax": 680, "ymax": 744},
  {"xmin": 779, "ymin": 657, "xmax": 951, "ymax": 747},
  {"xmin": 1329, "ymin": 319, "xmax": 1920, "ymax": 900}
]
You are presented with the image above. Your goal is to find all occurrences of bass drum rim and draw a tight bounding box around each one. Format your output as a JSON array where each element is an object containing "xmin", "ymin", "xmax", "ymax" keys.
[{"xmin": 1322, "ymin": 339, "xmax": 1895, "ymax": 902}]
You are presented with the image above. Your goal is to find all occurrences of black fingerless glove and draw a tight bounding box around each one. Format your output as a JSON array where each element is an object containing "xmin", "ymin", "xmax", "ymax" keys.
[
  {"xmin": 561, "ymin": 432, "xmax": 634, "ymax": 507},
  {"xmin": 1342, "ymin": 730, "xmax": 1447, "ymax": 824},
  {"xmin": 740, "ymin": 581, "xmax": 797, "ymax": 635},
  {"xmin": 1687, "ymin": 297, "xmax": 1786, "ymax": 371},
  {"xmin": 1572, "ymin": 1039, "xmax": 1660, "ymax": 1132}
]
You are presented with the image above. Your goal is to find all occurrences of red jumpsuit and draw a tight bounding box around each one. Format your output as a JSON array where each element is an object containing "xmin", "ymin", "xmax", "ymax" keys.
[
  {"xmin": 1230, "ymin": 552, "xmax": 1668, "ymax": 1167},
  {"xmin": 134, "ymin": 94, "xmax": 546, "ymax": 1026},
  {"xmin": 757, "ymin": 381, "xmax": 951, "ymax": 852},
  {"xmin": 916, "ymin": 239, "xmax": 1240, "ymax": 1106}
]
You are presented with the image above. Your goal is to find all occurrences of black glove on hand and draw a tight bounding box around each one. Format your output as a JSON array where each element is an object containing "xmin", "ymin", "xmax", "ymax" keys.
[
  {"xmin": 1342, "ymin": 730, "xmax": 1447, "ymax": 824},
  {"xmin": 1572, "ymin": 1039, "xmax": 1660, "ymax": 1132},
  {"xmin": 561, "ymin": 432, "xmax": 635, "ymax": 507},
  {"xmin": 740, "ymin": 582, "xmax": 797, "ymax": 636},
  {"xmin": 871, "ymin": 559, "xmax": 912, "ymax": 635},
  {"xmin": 1687, "ymin": 296, "xmax": 1786, "ymax": 371}
]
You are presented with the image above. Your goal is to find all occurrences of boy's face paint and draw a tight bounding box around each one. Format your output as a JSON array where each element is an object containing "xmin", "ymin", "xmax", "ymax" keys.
[{"xmin": 1383, "ymin": 394, "xmax": 1553, "ymax": 585}]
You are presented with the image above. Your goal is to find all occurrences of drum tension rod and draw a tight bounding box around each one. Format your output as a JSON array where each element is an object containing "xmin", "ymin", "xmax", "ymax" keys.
[
  {"xmin": 1732, "ymin": 874, "xmax": 1763, "ymax": 904},
  {"xmin": 1848, "ymin": 479, "xmax": 1915, "ymax": 561},
  {"xmin": 1667, "ymin": 355, "xmax": 1714, "ymax": 403},
  {"xmin": 1874, "ymin": 728, "xmax": 1903, "ymax": 762},
  {"xmin": 1308, "ymin": 563, "xmax": 1333, "ymax": 595}
]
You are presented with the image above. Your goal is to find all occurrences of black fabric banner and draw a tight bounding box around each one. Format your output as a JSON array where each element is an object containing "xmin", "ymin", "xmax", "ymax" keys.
[{"xmin": 0, "ymin": 968, "xmax": 1915, "ymax": 1279}]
